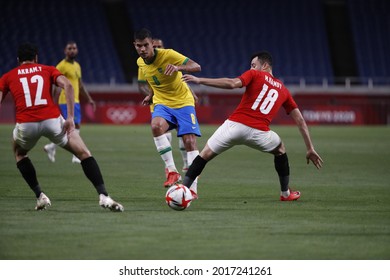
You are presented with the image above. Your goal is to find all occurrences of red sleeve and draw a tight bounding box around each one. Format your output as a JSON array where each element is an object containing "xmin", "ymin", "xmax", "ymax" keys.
[
  {"xmin": 283, "ymin": 89, "xmax": 298, "ymax": 114},
  {"xmin": 238, "ymin": 69, "xmax": 256, "ymax": 87}
]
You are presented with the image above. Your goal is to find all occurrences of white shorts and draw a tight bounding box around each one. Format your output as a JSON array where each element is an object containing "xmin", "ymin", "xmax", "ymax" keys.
[
  {"xmin": 207, "ymin": 120, "xmax": 281, "ymax": 154},
  {"xmin": 13, "ymin": 116, "xmax": 68, "ymax": 151}
]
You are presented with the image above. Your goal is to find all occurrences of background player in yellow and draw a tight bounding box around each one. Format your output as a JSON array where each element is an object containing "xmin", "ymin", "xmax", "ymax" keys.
[
  {"xmin": 134, "ymin": 28, "xmax": 201, "ymax": 195},
  {"xmin": 138, "ymin": 37, "xmax": 198, "ymax": 178},
  {"xmin": 44, "ymin": 41, "xmax": 96, "ymax": 163}
]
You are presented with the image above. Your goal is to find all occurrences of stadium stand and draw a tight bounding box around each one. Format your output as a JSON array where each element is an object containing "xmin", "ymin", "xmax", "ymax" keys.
[
  {"xmin": 347, "ymin": 0, "xmax": 390, "ymax": 85},
  {"xmin": 126, "ymin": 0, "xmax": 334, "ymax": 84},
  {"xmin": 0, "ymin": 0, "xmax": 125, "ymax": 84},
  {"xmin": 0, "ymin": 0, "xmax": 388, "ymax": 86}
]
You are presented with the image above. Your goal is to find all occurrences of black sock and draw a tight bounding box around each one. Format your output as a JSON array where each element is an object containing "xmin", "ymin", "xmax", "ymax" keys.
[
  {"xmin": 16, "ymin": 157, "xmax": 42, "ymax": 198},
  {"xmin": 183, "ymin": 155, "xmax": 208, "ymax": 187},
  {"xmin": 274, "ymin": 153, "xmax": 290, "ymax": 192},
  {"xmin": 81, "ymin": 157, "xmax": 108, "ymax": 196}
]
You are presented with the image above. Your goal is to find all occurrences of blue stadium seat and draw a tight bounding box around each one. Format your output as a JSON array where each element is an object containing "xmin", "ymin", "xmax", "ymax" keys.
[
  {"xmin": 347, "ymin": 0, "xmax": 390, "ymax": 84},
  {"xmin": 127, "ymin": 0, "xmax": 334, "ymax": 84},
  {"xmin": 4, "ymin": 0, "xmax": 387, "ymax": 85},
  {"xmin": 0, "ymin": 0, "xmax": 125, "ymax": 84}
]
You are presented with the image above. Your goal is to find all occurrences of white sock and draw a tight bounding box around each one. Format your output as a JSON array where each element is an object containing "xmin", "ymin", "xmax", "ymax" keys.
[
  {"xmin": 187, "ymin": 150, "xmax": 199, "ymax": 193},
  {"xmin": 281, "ymin": 189, "xmax": 290, "ymax": 198},
  {"xmin": 154, "ymin": 135, "xmax": 177, "ymax": 172},
  {"xmin": 165, "ymin": 131, "xmax": 172, "ymax": 143},
  {"xmin": 178, "ymin": 137, "xmax": 188, "ymax": 168}
]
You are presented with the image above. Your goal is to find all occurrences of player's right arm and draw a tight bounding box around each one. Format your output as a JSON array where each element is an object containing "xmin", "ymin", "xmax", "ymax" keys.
[
  {"xmin": 56, "ymin": 75, "xmax": 75, "ymax": 134},
  {"xmin": 183, "ymin": 74, "xmax": 242, "ymax": 89},
  {"xmin": 289, "ymin": 108, "xmax": 323, "ymax": 169},
  {"xmin": 138, "ymin": 64, "xmax": 154, "ymax": 105},
  {"xmin": 138, "ymin": 80, "xmax": 154, "ymax": 105}
]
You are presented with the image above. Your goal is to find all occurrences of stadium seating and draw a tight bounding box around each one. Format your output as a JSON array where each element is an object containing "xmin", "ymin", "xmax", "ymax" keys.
[
  {"xmin": 347, "ymin": 0, "xmax": 390, "ymax": 84},
  {"xmin": 126, "ymin": 0, "xmax": 334, "ymax": 84},
  {"xmin": 0, "ymin": 0, "xmax": 125, "ymax": 84},
  {"xmin": 1, "ymin": 0, "xmax": 388, "ymax": 85}
]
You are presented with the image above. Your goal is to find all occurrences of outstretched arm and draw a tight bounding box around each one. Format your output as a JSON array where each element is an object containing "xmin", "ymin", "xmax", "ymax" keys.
[
  {"xmin": 290, "ymin": 108, "xmax": 323, "ymax": 169},
  {"xmin": 183, "ymin": 74, "xmax": 242, "ymax": 89}
]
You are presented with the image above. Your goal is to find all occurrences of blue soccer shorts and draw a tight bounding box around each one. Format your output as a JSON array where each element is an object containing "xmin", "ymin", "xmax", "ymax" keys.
[
  {"xmin": 59, "ymin": 103, "xmax": 81, "ymax": 125},
  {"xmin": 152, "ymin": 104, "xmax": 201, "ymax": 137}
]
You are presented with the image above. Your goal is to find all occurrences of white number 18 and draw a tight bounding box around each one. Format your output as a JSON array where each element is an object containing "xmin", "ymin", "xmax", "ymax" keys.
[{"xmin": 251, "ymin": 84, "xmax": 278, "ymax": 114}]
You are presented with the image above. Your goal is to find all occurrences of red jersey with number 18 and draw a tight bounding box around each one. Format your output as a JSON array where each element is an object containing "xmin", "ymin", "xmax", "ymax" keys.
[
  {"xmin": 228, "ymin": 69, "xmax": 298, "ymax": 131},
  {"xmin": 0, "ymin": 63, "xmax": 62, "ymax": 123}
]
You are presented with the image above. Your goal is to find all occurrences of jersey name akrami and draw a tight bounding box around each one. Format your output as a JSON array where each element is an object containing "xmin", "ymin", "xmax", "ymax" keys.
[{"xmin": 17, "ymin": 66, "xmax": 42, "ymax": 75}]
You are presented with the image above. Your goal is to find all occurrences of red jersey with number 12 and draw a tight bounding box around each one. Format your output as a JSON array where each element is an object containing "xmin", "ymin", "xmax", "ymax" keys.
[
  {"xmin": 228, "ymin": 69, "xmax": 298, "ymax": 131},
  {"xmin": 0, "ymin": 63, "xmax": 62, "ymax": 123}
]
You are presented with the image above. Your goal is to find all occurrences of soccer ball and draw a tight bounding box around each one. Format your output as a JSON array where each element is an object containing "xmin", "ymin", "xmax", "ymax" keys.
[{"xmin": 165, "ymin": 184, "xmax": 192, "ymax": 211}]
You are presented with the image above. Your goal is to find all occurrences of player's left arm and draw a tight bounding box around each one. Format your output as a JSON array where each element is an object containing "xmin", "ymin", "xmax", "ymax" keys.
[
  {"xmin": 79, "ymin": 79, "xmax": 96, "ymax": 111},
  {"xmin": 56, "ymin": 75, "xmax": 75, "ymax": 134},
  {"xmin": 183, "ymin": 74, "xmax": 242, "ymax": 89},
  {"xmin": 165, "ymin": 59, "xmax": 201, "ymax": 76},
  {"xmin": 289, "ymin": 108, "xmax": 323, "ymax": 169}
]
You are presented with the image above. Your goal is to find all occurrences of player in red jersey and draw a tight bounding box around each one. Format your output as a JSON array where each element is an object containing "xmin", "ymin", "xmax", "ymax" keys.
[
  {"xmin": 0, "ymin": 42, "xmax": 123, "ymax": 211},
  {"xmin": 182, "ymin": 51, "xmax": 323, "ymax": 201}
]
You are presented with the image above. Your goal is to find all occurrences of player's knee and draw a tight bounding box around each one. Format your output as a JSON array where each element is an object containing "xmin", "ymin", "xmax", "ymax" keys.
[
  {"xmin": 182, "ymin": 135, "xmax": 197, "ymax": 151},
  {"xmin": 151, "ymin": 123, "xmax": 167, "ymax": 136},
  {"xmin": 270, "ymin": 142, "xmax": 285, "ymax": 156},
  {"xmin": 75, "ymin": 149, "xmax": 91, "ymax": 161}
]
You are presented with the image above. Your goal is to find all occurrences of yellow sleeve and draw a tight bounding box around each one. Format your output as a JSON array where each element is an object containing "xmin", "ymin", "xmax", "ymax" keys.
[{"xmin": 138, "ymin": 67, "xmax": 146, "ymax": 82}]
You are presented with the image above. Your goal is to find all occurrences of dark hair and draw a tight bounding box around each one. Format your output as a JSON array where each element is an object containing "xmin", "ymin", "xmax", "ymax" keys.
[
  {"xmin": 18, "ymin": 42, "xmax": 38, "ymax": 62},
  {"xmin": 134, "ymin": 28, "xmax": 153, "ymax": 41},
  {"xmin": 66, "ymin": 40, "xmax": 77, "ymax": 46},
  {"xmin": 251, "ymin": 51, "xmax": 273, "ymax": 67}
]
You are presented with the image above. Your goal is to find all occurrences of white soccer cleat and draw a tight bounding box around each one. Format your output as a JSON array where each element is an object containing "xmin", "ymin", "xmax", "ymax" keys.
[
  {"xmin": 43, "ymin": 144, "xmax": 56, "ymax": 163},
  {"xmin": 99, "ymin": 194, "xmax": 124, "ymax": 212},
  {"xmin": 35, "ymin": 192, "xmax": 51, "ymax": 210},
  {"xmin": 72, "ymin": 155, "xmax": 81, "ymax": 164}
]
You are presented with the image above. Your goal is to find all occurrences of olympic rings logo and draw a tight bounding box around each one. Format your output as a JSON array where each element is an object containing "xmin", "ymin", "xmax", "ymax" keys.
[{"xmin": 106, "ymin": 107, "xmax": 137, "ymax": 123}]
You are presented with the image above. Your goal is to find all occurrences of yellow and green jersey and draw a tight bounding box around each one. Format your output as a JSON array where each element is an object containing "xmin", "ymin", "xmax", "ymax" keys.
[
  {"xmin": 137, "ymin": 49, "xmax": 194, "ymax": 108},
  {"xmin": 56, "ymin": 59, "xmax": 81, "ymax": 104}
]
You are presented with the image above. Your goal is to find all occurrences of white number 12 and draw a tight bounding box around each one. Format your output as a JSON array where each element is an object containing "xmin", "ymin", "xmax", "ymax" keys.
[{"xmin": 19, "ymin": 75, "xmax": 47, "ymax": 107}]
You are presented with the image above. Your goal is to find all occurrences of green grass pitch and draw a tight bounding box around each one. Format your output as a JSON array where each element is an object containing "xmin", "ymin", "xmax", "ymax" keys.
[{"xmin": 0, "ymin": 124, "xmax": 389, "ymax": 260}]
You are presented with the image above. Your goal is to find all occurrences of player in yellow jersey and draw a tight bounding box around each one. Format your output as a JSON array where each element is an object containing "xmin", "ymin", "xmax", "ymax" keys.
[
  {"xmin": 134, "ymin": 28, "xmax": 201, "ymax": 195},
  {"xmin": 138, "ymin": 37, "xmax": 198, "ymax": 178},
  {"xmin": 44, "ymin": 41, "xmax": 96, "ymax": 163}
]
